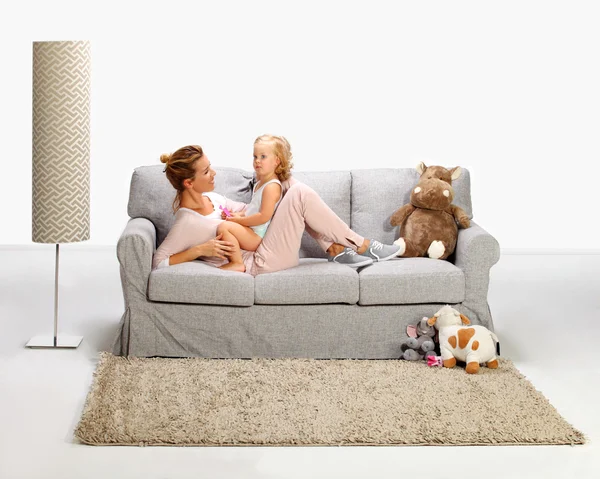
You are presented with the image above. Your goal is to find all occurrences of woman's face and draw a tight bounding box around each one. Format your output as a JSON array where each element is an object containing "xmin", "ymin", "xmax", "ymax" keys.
[{"xmin": 186, "ymin": 155, "xmax": 216, "ymax": 193}]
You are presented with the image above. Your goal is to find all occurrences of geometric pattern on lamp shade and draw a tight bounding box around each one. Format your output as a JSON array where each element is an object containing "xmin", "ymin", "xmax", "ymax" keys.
[{"xmin": 32, "ymin": 40, "xmax": 91, "ymax": 244}]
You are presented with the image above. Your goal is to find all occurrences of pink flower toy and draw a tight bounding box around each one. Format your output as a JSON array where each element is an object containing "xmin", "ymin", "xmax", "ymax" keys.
[{"xmin": 219, "ymin": 205, "xmax": 232, "ymax": 217}]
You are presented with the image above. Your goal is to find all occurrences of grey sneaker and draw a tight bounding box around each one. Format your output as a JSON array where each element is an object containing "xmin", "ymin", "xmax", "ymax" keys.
[
  {"xmin": 360, "ymin": 239, "xmax": 402, "ymax": 262},
  {"xmin": 328, "ymin": 248, "xmax": 374, "ymax": 268}
]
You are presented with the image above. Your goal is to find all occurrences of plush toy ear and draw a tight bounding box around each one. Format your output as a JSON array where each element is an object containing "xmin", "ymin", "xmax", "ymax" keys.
[
  {"xmin": 427, "ymin": 316, "xmax": 437, "ymax": 326},
  {"xmin": 416, "ymin": 162, "xmax": 427, "ymax": 175},
  {"xmin": 406, "ymin": 325, "xmax": 418, "ymax": 338},
  {"xmin": 460, "ymin": 314, "xmax": 471, "ymax": 325},
  {"xmin": 449, "ymin": 166, "xmax": 462, "ymax": 180}
]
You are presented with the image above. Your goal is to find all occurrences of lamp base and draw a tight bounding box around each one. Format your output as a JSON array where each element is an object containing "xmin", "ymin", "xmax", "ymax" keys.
[{"xmin": 26, "ymin": 335, "xmax": 83, "ymax": 349}]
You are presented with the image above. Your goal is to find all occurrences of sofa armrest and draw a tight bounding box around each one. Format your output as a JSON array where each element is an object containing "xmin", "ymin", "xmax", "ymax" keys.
[
  {"xmin": 454, "ymin": 221, "xmax": 500, "ymax": 303},
  {"xmin": 117, "ymin": 217, "xmax": 157, "ymax": 300}
]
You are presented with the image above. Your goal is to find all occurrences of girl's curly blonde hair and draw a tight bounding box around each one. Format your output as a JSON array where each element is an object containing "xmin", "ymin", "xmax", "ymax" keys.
[{"xmin": 254, "ymin": 134, "xmax": 294, "ymax": 181}]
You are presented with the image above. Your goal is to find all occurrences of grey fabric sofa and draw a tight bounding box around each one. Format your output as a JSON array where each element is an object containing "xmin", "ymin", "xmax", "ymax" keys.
[{"xmin": 112, "ymin": 166, "xmax": 500, "ymax": 358}]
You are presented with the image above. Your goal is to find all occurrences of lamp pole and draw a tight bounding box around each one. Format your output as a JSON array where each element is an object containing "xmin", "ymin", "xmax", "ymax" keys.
[{"xmin": 26, "ymin": 244, "xmax": 83, "ymax": 349}]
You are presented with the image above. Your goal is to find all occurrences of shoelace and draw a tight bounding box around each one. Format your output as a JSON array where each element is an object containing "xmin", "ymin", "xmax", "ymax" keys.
[
  {"xmin": 370, "ymin": 240, "xmax": 383, "ymax": 251},
  {"xmin": 345, "ymin": 248, "xmax": 358, "ymax": 256}
]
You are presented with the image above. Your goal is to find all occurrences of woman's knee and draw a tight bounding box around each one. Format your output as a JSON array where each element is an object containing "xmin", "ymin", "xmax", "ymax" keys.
[{"xmin": 287, "ymin": 182, "xmax": 314, "ymax": 201}]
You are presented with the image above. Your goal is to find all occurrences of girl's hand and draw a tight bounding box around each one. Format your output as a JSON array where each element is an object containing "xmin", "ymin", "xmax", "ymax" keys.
[
  {"xmin": 195, "ymin": 234, "xmax": 236, "ymax": 259},
  {"xmin": 222, "ymin": 211, "xmax": 244, "ymax": 220},
  {"xmin": 226, "ymin": 212, "xmax": 245, "ymax": 222}
]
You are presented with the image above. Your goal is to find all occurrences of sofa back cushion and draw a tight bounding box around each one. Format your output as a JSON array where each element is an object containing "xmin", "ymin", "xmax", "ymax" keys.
[
  {"xmin": 350, "ymin": 168, "xmax": 473, "ymax": 246},
  {"xmin": 127, "ymin": 165, "xmax": 472, "ymax": 256}
]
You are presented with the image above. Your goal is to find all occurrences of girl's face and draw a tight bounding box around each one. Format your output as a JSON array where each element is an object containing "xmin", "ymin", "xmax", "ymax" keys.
[
  {"xmin": 185, "ymin": 155, "xmax": 216, "ymax": 193},
  {"xmin": 253, "ymin": 142, "xmax": 280, "ymax": 177}
]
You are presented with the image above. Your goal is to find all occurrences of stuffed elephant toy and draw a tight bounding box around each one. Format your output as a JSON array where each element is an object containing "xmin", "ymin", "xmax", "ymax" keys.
[{"xmin": 401, "ymin": 317, "xmax": 439, "ymax": 361}]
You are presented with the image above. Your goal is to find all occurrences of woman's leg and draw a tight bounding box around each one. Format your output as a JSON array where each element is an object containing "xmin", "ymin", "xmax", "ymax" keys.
[
  {"xmin": 254, "ymin": 183, "xmax": 365, "ymax": 274},
  {"xmin": 304, "ymin": 225, "xmax": 334, "ymax": 253},
  {"xmin": 303, "ymin": 226, "xmax": 365, "ymax": 256}
]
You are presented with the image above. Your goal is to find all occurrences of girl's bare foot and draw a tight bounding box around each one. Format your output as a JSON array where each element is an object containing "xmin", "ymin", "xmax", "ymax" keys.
[{"xmin": 219, "ymin": 262, "xmax": 246, "ymax": 273}]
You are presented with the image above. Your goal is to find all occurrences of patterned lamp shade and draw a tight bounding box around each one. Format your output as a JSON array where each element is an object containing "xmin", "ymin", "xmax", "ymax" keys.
[{"xmin": 32, "ymin": 41, "xmax": 91, "ymax": 244}]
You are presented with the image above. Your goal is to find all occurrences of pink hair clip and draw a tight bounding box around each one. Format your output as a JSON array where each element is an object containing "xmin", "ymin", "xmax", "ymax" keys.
[
  {"xmin": 427, "ymin": 355, "xmax": 443, "ymax": 367},
  {"xmin": 219, "ymin": 205, "xmax": 232, "ymax": 217}
]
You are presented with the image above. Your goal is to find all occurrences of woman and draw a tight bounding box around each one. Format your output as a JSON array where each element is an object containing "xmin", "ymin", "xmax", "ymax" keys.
[{"xmin": 153, "ymin": 138, "xmax": 401, "ymax": 275}]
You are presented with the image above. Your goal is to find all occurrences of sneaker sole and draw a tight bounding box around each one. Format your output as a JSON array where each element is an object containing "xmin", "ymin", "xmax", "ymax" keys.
[
  {"xmin": 375, "ymin": 250, "xmax": 402, "ymax": 262},
  {"xmin": 347, "ymin": 259, "xmax": 374, "ymax": 268},
  {"xmin": 334, "ymin": 258, "xmax": 374, "ymax": 268}
]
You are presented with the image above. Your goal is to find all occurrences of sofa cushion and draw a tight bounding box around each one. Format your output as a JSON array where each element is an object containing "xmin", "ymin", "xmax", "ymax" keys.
[
  {"xmin": 358, "ymin": 258, "xmax": 465, "ymax": 305},
  {"xmin": 148, "ymin": 261, "xmax": 254, "ymax": 306},
  {"xmin": 128, "ymin": 165, "xmax": 254, "ymax": 248},
  {"xmin": 292, "ymin": 171, "xmax": 351, "ymax": 258},
  {"xmin": 350, "ymin": 168, "xmax": 473, "ymax": 248},
  {"xmin": 254, "ymin": 259, "xmax": 359, "ymax": 305}
]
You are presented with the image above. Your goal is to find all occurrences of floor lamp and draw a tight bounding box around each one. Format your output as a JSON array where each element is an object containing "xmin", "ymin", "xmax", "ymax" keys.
[{"xmin": 26, "ymin": 41, "xmax": 91, "ymax": 349}]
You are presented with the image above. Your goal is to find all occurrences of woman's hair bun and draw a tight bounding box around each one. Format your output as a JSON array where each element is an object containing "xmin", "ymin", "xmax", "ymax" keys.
[{"xmin": 160, "ymin": 153, "xmax": 171, "ymax": 164}]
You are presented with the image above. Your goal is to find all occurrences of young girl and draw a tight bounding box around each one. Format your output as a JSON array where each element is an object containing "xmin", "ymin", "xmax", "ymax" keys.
[{"xmin": 216, "ymin": 134, "xmax": 291, "ymax": 271}]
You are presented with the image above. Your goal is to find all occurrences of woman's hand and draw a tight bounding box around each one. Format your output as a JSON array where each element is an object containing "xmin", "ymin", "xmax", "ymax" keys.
[{"xmin": 194, "ymin": 234, "xmax": 236, "ymax": 260}]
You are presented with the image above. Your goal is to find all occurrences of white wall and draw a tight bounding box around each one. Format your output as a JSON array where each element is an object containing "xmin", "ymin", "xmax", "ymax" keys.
[{"xmin": 1, "ymin": 0, "xmax": 599, "ymax": 249}]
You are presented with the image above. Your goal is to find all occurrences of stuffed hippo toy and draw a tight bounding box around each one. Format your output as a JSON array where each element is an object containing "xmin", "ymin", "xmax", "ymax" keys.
[
  {"xmin": 427, "ymin": 305, "xmax": 500, "ymax": 374},
  {"xmin": 390, "ymin": 162, "xmax": 471, "ymax": 260},
  {"xmin": 401, "ymin": 317, "xmax": 439, "ymax": 361}
]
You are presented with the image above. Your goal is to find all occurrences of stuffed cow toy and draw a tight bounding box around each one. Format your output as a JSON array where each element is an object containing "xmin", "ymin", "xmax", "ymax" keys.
[
  {"xmin": 390, "ymin": 162, "xmax": 471, "ymax": 260},
  {"xmin": 427, "ymin": 305, "xmax": 499, "ymax": 374}
]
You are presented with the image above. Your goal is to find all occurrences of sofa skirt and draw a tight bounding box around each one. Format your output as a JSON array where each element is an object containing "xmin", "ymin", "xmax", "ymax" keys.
[{"xmin": 111, "ymin": 300, "xmax": 494, "ymax": 358}]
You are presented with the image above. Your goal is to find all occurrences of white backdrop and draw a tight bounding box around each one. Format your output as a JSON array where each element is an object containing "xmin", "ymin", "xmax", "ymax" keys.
[{"xmin": 1, "ymin": 0, "xmax": 599, "ymax": 249}]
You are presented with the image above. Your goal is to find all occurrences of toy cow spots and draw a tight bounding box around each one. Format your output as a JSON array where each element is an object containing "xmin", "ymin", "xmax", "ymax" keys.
[
  {"xmin": 427, "ymin": 305, "xmax": 500, "ymax": 374},
  {"xmin": 456, "ymin": 328, "xmax": 475, "ymax": 348},
  {"xmin": 391, "ymin": 162, "xmax": 471, "ymax": 260}
]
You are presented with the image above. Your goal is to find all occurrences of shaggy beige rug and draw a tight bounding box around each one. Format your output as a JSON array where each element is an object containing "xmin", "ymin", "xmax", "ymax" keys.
[{"xmin": 75, "ymin": 353, "xmax": 585, "ymax": 446}]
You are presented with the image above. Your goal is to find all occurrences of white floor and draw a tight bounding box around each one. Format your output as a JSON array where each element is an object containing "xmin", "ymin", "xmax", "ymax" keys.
[{"xmin": 0, "ymin": 246, "xmax": 598, "ymax": 479}]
